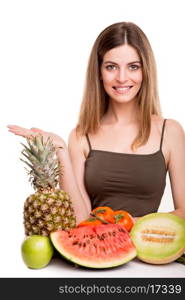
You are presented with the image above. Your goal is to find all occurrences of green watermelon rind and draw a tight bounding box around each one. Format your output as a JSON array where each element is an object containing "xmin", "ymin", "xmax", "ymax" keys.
[
  {"xmin": 50, "ymin": 225, "xmax": 137, "ymax": 269},
  {"xmin": 130, "ymin": 213, "xmax": 185, "ymax": 264}
]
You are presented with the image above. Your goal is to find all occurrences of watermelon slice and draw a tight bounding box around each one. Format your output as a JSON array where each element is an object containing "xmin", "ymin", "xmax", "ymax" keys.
[{"xmin": 50, "ymin": 224, "xmax": 136, "ymax": 268}]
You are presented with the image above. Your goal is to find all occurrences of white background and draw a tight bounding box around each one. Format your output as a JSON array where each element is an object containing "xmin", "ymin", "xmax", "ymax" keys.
[{"xmin": 0, "ymin": 0, "xmax": 185, "ymax": 277}]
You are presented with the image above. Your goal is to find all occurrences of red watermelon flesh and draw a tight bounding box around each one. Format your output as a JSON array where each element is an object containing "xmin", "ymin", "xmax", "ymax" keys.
[{"xmin": 50, "ymin": 224, "xmax": 136, "ymax": 268}]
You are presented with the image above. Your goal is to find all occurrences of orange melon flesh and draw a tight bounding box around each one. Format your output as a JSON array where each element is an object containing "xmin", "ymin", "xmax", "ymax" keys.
[
  {"xmin": 50, "ymin": 224, "xmax": 136, "ymax": 268},
  {"xmin": 130, "ymin": 213, "xmax": 185, "ymax": 264}
]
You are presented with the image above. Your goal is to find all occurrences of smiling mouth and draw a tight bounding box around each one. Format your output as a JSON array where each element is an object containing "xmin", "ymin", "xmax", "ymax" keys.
[{"xmin": 112, "ymin": 86, "xmax": 133, "ymax": 93}]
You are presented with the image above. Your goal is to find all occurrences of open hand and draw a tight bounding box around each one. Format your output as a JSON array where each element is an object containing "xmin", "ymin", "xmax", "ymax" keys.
[{"xmin": 7, "ymin": 125, "xmax": 66, "ymax": 149}]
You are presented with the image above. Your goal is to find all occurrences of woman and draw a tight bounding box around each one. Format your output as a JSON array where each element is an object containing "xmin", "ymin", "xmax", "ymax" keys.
[{"xmin": 7, "ymin": 22, "xmax": 185, "ymax": 223}]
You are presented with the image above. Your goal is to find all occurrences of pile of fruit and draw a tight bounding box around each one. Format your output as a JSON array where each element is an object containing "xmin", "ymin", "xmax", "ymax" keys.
[
  {"xmin": 22, "ymin": 208, "xmax": 185, "ymax": 269},
  {"xmin": 21, "ymin": 206, "xmax": 137, "ymax": 269},
  {"xmin": 20, "ymin": 135, "xmax": 185, "ymax": 269}
]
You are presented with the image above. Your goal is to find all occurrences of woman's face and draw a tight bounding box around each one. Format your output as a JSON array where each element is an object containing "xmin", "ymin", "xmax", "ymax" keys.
[{"xmin": 100, "ymin": 44, "xmax": 142, "ymax": 104}]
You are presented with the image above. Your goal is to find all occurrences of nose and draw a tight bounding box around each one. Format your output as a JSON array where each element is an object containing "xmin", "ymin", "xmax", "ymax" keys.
[{"xmin": 116, "ymin": 67, "xmax": 128, "ymax": 82}]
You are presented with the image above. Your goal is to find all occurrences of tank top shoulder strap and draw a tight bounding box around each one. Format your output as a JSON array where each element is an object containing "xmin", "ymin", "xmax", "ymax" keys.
[
  {"xmin": 160, "ymin": 118, "xmax": 167, "ymax": 150},
  {"xmin": 86, "ymin": 134, "xmax": 92, "ymax": 151}
]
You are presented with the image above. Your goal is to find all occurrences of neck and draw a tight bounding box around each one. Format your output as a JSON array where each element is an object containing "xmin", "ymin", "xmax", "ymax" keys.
[{"xmin": 102, "ymin": 99, "xmax": 140, "ymax": 126}]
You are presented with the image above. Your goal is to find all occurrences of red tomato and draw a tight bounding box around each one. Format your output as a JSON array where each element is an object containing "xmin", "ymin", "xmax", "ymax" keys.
[
  {"xmin": 91, "ymin": 206, "xmax": 114, "ymax": 223},
  {"xmin": 77, "ymin": 217, "xmax": 102, "ymax": 227},
  {"xmin": 112, "ymin": 210, "xmax": 135, "ymax": 232}
]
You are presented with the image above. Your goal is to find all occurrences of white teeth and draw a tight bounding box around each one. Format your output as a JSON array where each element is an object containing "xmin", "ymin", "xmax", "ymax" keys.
[{"xmin": 114, "ymin": 87, "xmax": 132, "ymax": 91}]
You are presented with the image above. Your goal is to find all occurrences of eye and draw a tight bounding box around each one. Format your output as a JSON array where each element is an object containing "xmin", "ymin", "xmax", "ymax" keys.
[
  {"xmin": 129, "ymin": 64, "xmax": 140, "ymax": 70},
  {"xmin": 105, "ymin": 65, "xmax": 117, "ymax": 71}
]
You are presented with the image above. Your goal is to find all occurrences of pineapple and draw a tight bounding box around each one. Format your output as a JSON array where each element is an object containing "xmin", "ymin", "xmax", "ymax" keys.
[{"xmin": 21, "ymin": 134, "xmax": 76, "ymax": 236}]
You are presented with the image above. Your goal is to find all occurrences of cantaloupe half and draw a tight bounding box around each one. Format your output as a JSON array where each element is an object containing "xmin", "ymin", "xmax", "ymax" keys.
[{"xmin": 130, "ymin": 213, "xmax": 185, "ymax": 264}]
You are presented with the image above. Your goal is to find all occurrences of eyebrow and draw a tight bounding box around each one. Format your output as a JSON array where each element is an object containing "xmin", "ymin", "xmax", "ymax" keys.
[{"xmin": 103, "ymin": 60, "xmax": 141, "ymax": 65}]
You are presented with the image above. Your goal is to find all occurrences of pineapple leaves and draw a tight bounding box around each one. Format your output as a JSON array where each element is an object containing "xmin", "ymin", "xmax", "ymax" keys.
[
  {"xmin": 35, "ymin": 135, "xmax": 44, "ymax": 152},
  {"xmin": 20, "ymin": 158, "xmax": 34, "ymax": 170},
  {"xmin": 20, "ymin": 135, "xmax": 60, "ymax": 190}
]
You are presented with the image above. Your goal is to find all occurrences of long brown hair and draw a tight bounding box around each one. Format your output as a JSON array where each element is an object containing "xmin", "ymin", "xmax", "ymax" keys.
[{"xmin": 76, "ymin": 22, "xmax": 162, "ymax": 150}]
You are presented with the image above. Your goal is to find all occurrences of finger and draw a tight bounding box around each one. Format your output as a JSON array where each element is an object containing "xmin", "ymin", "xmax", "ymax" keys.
[
  {"xmin": 8, "ymin": 125, "xmax": 25, "ymax": 132},
  {"xmin": 7, "ymin": 125, "xmax": 37, "ymax": 138},
  {"xmin": 7, "ymin": 125, "xmax": 24, "ymax": 130}
]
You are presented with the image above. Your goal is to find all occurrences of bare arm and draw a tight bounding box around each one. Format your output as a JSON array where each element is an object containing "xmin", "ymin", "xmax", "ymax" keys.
[
  {"xmin": 56, "ymin": 146, "xmax": 90, "ymax": 224},
  {"xmin": 67, "ymin": 129, "xmax": 92, "ymax": 215},
  {"xmin": 166, "ymin": 119, "xmax": 185, "ymax": 219}
]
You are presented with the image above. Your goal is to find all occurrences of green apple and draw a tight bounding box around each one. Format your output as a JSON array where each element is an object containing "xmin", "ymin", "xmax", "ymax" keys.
[{"xmin": 21, "ymin": 235, "xmax": 54, "ymax": 269}]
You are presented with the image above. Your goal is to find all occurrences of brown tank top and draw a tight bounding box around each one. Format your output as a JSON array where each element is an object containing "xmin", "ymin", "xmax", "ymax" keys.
[{"xmin": 84, "ymin": 119, "xmax": 168, "ymax": 217}]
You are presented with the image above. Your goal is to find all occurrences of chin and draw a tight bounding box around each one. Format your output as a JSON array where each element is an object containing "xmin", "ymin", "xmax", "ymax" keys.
[{"xmin": 110, "ymin": 95, "xmax": 137, "ymax": 104}]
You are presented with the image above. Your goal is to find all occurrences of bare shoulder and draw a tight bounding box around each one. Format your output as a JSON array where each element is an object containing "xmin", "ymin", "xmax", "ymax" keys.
[
  {"xmin": 68, "ymin": 128, "xmax": 88, "ymax": 158},
  {"xmin": 165, "ymin": 119, "xmax": 185, "ymax": 143},
  {"xmin": 152, "ymin": 115, "xmax": 184, "ymax": 135},
  {"xmin": 165, "ymin": 118, "xmax": 184, "ymax": 131}
]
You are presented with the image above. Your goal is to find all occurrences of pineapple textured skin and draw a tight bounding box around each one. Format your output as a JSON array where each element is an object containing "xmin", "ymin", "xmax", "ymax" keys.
[{"xmin": 24, "ymin": 189, "xmax": 76, "ymax": 236}]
